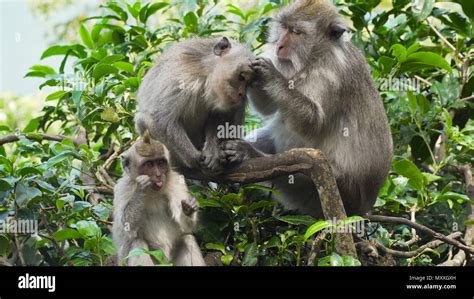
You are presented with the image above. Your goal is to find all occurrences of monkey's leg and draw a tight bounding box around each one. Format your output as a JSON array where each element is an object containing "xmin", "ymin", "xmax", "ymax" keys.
[
  {"xmin": 172, "ymin": 235, "xmax": 206, "ymax": 266},
  {"xmin": 126, "ymin": 239, "xmax": 155, "ymax": 266}
]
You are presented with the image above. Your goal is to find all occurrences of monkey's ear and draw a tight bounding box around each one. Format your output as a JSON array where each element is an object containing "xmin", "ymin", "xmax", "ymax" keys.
[
  {"xmin": 143, "ymin": 130, "xmax": 151, "ymax": 144},
  {"xmin": 121, "ymin": 154, "xmax": 130, "ymax": 173},
  {"xmin": 330, "ymin": 23, "xmax": 347, "ymax": 39},
  {"xmin": 213, "ymin": 37, "xmax": 232, "ymax": 56}
]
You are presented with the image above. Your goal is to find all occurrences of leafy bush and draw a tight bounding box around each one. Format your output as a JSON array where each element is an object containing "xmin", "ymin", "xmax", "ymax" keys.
[{"xmin": 0, "ymin": 0, "xmax": 472, "ymax": 266}]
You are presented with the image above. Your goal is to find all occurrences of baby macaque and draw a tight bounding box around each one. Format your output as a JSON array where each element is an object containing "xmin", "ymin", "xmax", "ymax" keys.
[{"xmin": 113, "ymin": 131, "xmax": 205, "ymax": 266}]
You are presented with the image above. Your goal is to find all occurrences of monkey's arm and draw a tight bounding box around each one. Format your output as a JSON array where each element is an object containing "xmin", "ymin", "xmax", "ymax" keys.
[
  {"xmin": 120, "ymin": 176, "xmax": 151, "ymax": 236},
  {"xmin": 252, "ymin": 58, "xmax": 325, "ymax": 139},
  {"xmin": 247, "ymin": 85, "xmax": 278, "ymax": 116},
  {"xmin": 200, "ymin": 112, "xmax": 227, "ymax": 173},
  {"xmin": 180, "ymin": 197, "xmax": 199, "ymax": 233}
]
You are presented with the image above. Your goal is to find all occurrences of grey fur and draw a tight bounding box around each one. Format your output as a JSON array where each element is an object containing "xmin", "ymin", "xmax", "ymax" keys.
[
  {"xmin": 223, "ymin": 0, "xmax": 393, "ymax": 217},
  {"xmin": 135, "ymin": 37, "xmax": 255, "ymax": 175},
  {"xmin": 113, "ymin": 140, "xmax": 205, "ymax": 266}
]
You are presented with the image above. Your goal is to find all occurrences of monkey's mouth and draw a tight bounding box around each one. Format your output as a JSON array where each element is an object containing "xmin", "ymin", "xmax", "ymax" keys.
[{"xmin": 153, "ymin": 180, "xmax": 163, "ymax": 190}]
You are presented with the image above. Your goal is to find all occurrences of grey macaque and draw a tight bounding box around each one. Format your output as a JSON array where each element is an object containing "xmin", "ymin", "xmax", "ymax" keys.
[
  {"xmin": 221, "ymin": 0, "xmax": 393, "ymax": 217},
  {"xmin": 135, "ymin": 37, "xmax": 255, "ymax": 175},
  {"xmin": 113, "ymin": 131, "xmax": 205, "ymax": 266}
]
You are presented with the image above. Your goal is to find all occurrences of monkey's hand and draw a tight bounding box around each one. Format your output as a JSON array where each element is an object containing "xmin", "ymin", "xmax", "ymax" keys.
[
  {"xmin": 251, "ymin": 57, "xmax": 285, "ymax": 87},
  {"xmin": 181, "ymin": 198, "xmax": 199, "ymax": 216},
  {"xmin": 135, "ymin": 175, "xmax": 152, "ymax": 192},
  {"xmin": 219, "ymin": 139, "xmax": 263, "ymax": 164},
  {"xmin": 200, "ymin": 149, "xmax": 224, "ymax": 174}
]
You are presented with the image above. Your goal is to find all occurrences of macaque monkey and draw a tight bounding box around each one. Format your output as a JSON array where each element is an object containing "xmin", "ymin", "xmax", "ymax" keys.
[
  {"xmin": 113, "ymin": 131, "xmax": 206, "ymax": 266},
  {"xmin": 221, "ymin": 0, "xmax": 393, "ymax": 217},
  {"xmin": 135, "ymin": 37, "xmax": 255, "ymax": 176}
]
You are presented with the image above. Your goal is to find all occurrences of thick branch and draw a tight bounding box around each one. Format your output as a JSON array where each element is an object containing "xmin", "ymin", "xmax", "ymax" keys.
[{"xmin": 189, "ymin": 148, "xmax": 357, "ymax": 258}]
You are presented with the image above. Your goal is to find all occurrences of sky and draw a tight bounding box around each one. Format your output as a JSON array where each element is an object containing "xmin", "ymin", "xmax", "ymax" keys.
[
  {"xmin": 0, "ymin": 0, "xmax": 61, "ymax": 95},
  {"xmin": 0, "ymin": 0, "xmax": 101, "ymax": 96}
]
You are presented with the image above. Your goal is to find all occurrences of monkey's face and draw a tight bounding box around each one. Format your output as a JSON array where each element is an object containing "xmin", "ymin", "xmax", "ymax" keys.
[
  {"xmin": 138, "ymin": 157, "xmax": 169, "ymax": 190},
  {"xmin": 268, "ymin": 0, "xmax": 347, "ymax": 73},
  {"xmin": 121, "ymin": 133, "xmax": 171, "ymax": 191},
  {"xmin": 211, "ymin": 37, "xmax": 255, "ymax": 110}
]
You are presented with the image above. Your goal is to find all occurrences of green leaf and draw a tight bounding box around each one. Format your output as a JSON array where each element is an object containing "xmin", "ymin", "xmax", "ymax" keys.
[
  {"xmin": 342, "ymin": 255, "xmax": 361, "ymax": 266},
  {"xmin": 456, "ymin": 0, "xmax": 474, "ymax": 20},
  {"xmin": 205, "ymin": 243, "xmax": 226, "ymax": 255},
  {"xmin": 23, "ymin": 117, "xmax": 40, "ymax": 133},
  {"xmin": 76, "ymin": 220, "xmax": 101, "ymax": 238},
  {"xmin": 318, "ymin": 253, "xmax": 344, "ymax": 266},
  {"xmin": 275, "ymin": 215, "xmax": 318, "ymax": 227},
  {"xmin": 114, "ymin": 61, "xmax": 134, "ymax": 74},
  {"xmin": 100, "ymin": 237, "xmax": 116, "ymax": 255},
  {"xmin": 126, "ymin": 3, "xmax": 139, "ymax": 18},
  {"xmin": 390, "ymin": 44, "xmax": 407, "ymax": 63},
  {"xmin": 144, "ymin": 2, "xmax": 168, "ymax": 22},
  {"xmin": 24, "ymin": 65, "xmax": 56, "ymax": 77},
  {"xmin": 392, "ymin": 159, "xmax": 425, "ymax": 191},
  {"xmin": 105, "ymin": 3, "xmax": 128, "ymax": 21},
  {"xmin": 0, "ymin": 178, "xmax": 13, "ymax": 191},
  {"xmin": 79, "ymin": 23, "xmax": 94, "ymax": 49},
  {"xmin": 53, "ymin": 228, "xmax": 82, "ymax": 241},
  {"xmin": 15, "ymin": 183, "xmax": 42, "ymax": 206},
  {"xmin": 100, "ymin": 107, "xmax": 120, "ymax": 123},
  {"xmin": 242, "ymin": 243, "xmax": 258, "ymax": 266},
  {"xmin": 41, "ymin": 45, "xmax": 86, "ymax": 60},
  {"xmin": 221, "ymin": 254, "xmax": 233, "ymax": 266},
  {"xmin": 183, "ymin": 12, "xmax": 198, "ymax": 33},
  {"xmin": 412, "ymin": 0, "xmax": 434, "ymax": 21},
  {"xmin": 93, "ymin": 64, "xmax": 118, "ymax": 81},
  {"xmin": 304, "ymin": 220, "xmax": 332, "ymax": 241},
  {"xmin": 46, "ymin": 90, "xmax": 69, "ymax": 101},
  {"xmin": 400, "ymin": 52, "xmax": 452, "ymax": 73}
]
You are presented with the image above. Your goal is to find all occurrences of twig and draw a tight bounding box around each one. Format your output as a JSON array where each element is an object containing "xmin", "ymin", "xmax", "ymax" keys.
[
  {"xmin": 366, "ymin": 214, "xmax": 474, "ymax": 254},
  {"xmin": 414, "ymin": 75, "xmax": 432, "ymax": 87},
  {"xmin": 0, "ymin": 133, "xmax": 82, "ymax": 146},
  {"xmin": 405, "ymin": 204, "xmax": 420, "ymax": 246},
  {"xmin": 427, "ymin": 19, "xmax": 463, "ymax": 60},
  {"xmin": 13, "ymin": 235, "xmax": 26, "ymax": 266},
  {"xmin": 373, "ymin": 232, "xmax": 462, "ymax": 258}
]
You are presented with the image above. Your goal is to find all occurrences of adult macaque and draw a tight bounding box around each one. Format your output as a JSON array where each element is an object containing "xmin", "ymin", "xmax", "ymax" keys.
[
  {"xmin": 135, "ymin": 37, "xmax": 255, "ymax": 175},
  {"xmin": 221, "ymin": 0, "xmax": 393, "ymax": 217},
  {"xmin": 113, "ymin": 131, "xmax": 205, "ymax": 266}
]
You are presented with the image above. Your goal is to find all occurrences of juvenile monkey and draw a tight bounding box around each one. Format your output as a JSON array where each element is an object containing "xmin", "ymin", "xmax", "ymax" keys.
[
  {"xmin": 222, "ymin": 0, "xmax": 393, "ymax": 217},
  {"xmin": 135, "ymin": 37, "xmax": 255, "ymax": 176},
  {"xmin": 113, "ymin": 131, "xmax": 205, "ymax": 266}
]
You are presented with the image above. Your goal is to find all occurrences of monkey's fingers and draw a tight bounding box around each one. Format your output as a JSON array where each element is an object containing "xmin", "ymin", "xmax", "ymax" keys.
[
  {"xmin": 187, "ymin": 197, "xmax": 199, "ymax": 210},
  {"xmin": 181, "ymin": 200, "xmax": 193, "ymax": 216}
]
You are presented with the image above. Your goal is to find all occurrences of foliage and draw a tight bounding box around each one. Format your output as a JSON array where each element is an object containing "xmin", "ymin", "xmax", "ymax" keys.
[{"xmin": 0, "ymin": 0, "xmax": 472, "ymax": 266}]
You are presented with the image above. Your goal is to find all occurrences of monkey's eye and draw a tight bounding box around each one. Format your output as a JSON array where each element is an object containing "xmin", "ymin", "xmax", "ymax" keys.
[
  {"xmin": 239, "ymin": 73, "xmax": 246, "ymax": 81},
  {"xmin": 157, "ymin": 159, "xmax": 167, "ymax": 167},
  {"xmin": 144, "ymin": 161, "xmax": 154, "ymax": 168},
  {"xmin": 290, "ymin": 28, "xmax": 302, "ymax": 35}
]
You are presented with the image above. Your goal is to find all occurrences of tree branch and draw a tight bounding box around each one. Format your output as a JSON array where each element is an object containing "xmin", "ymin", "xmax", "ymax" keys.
[
  {"xmin": 373, "ymin": 232, "xmax": 462, "ymax": 258},
  {"xmin": 0, "ymin": 133, "xmax": 82, "ymax": 147},
  {"xmin": 366, "ymin": 214, "xmax": 474, "ymax": 254}
]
